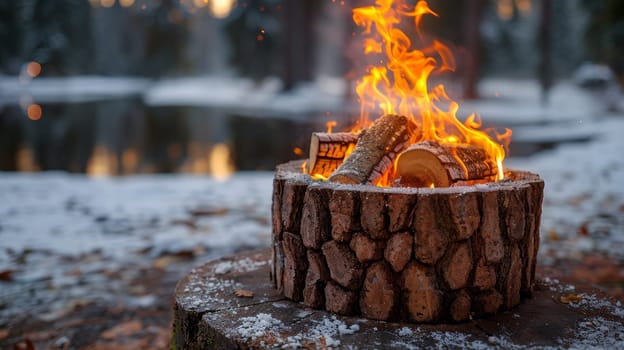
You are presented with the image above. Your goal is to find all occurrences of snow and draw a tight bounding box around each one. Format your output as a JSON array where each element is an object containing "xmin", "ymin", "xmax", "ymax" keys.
[
  {"xmin": 397, "ymin": 327, "xmax": 413, "ymax": 337},
  {"xmin": 144, "ymin": 76, "xmax": 345, "ymax": 115},
  {"xmin": 0, "ymin": 76, "xmax": 151, "ymax": 104},
  {"xmin": 283, "ymin": 315, "xmax": 361, "ymax": 349},
  {"xmin": 234, "ymin": 313, "xmax": 283, "ymax": 341},
  {"xmin": 566, "ymin": 318, "xmax": 624, "ymax": 350},
  {"xmin": 1, "ymin": 75, "xmax": 623, "ymax": 346},
  {"xmin": 507, "ymin": 115, "xmax": 624, "ymax": 262},
  {"xmin": 0, "ymin": 172, "xmax": 273, "ymax": 267},
  {"xmin": 213, "ymin": 257, "xmax": 270, "ymax": 275},
  {"xmin": 460, "ymin": 78, "xmax": 620, "ymax": 126}
]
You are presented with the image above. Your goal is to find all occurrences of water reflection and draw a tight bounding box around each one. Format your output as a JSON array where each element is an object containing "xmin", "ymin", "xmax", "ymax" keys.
[{"xmin": 0, "ymin": 98, "xmax": 320, "ymax": 175}]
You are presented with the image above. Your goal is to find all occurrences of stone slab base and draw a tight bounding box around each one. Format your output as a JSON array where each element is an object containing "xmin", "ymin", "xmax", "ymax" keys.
[{"xmin": 173, "ymin": 249, "xmax": 624, "ymax": 349}]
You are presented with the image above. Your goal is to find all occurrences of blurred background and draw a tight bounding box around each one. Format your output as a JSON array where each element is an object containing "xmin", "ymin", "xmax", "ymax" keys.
[
  {"xmin": 1, "ymin": 0, "xmax": 622, "ymax": 176},
  {"xmin": 2, "ymin": 1, "xmax": 624, "ymax": 348}
]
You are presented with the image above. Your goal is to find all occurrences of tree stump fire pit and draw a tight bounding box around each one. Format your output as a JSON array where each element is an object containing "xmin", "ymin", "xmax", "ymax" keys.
[{"xmin": 271, "ymin": 160, "xmax": 543, "ymax": 323}]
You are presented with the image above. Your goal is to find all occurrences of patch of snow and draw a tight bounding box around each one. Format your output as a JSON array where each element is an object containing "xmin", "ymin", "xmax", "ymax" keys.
[
  {"xmin": 397, "ymin": 327, "xmax": 413, "ymax": 337},
  {"xmin": 283, "ymin": 315, "xmax": 361, "ymax": 349},
  {"xmin": 144, "ymin": 76, "xmax": 344, "ymax": 115},
  {"xmin": 0, "ymin": 75, "xmax": 151, "ymax": 104},
  {"xmin": 0, "ymin": 172, "xmax": 273, "ymax": 270},
  {"xmin": 507, "ymin": 116, "xmax": 624, "ymax": 261},
  {"xmin": 181, "ymin": 276, "xmax": 242, "ymax": 311},
  {"xmin": 566, "ymin": 293, "xmax": 624, "ymax": 318},
  {"xmin": 234, "ymin": 313, "xmax": 284, "ymax": 341},
  {"xmin": 213, "ymin": 258, "xmax": 270, "ymax": 275},
  {"xmin": 563, "ymin": 317, "xmax": 624, "ymax": 350}
]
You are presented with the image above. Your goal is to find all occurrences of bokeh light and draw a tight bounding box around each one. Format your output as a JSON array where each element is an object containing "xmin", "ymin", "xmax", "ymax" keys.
[
  {"xmin": 194, "ymin": 0, "xmax": 208, "ymax": 8},
  {"xmin": 26, "ymin": 62, "xmax": 42, "ymax": 78},
  {"xmin": 101, "ymin": 0, "xmax": 115, "ymax": 8},
  {"xmin": 210, "ymin": 0, "xmax": 236, "ymax": 19},
  {"xmin": 27, "ymin": 104, "xmax": 42, "ymax": 121},
  {"xmin": 120, "ymin": 0, "xmax": 135, "ymax": 8}
]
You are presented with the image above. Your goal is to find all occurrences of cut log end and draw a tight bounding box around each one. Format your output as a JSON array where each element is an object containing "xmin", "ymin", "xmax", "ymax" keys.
[
  {"xmin": 309, "ymin": 132, "xmax": 359, "ymax": 178},
  {"xmin": 395, "ymin": 141, "xmax": 497, "ymax": 188},
  {"xmin": 329, "ymin": 114, "xmax": 420, "ymax": 185}
]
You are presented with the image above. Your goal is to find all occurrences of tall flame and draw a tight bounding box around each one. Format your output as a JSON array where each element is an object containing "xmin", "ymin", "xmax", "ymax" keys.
[{"xmin": 352, "ymin": 0, "xmax": 511, "ymax": 181}]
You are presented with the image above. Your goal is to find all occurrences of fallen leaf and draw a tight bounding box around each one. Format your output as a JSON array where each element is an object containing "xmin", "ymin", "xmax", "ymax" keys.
[
  {"xmin": 578, "ymin": 223, "xmax": 589, "ymax": 236},
  {"xmin": 0, "ymin": 269, "xmax": 15, "ymax": 281},
  {"xmin": 189, "ymin": 208, "xmax": 229, "ymax": 217},
  {"xmin": 234, "ymin": 289, "xmax": 254, "ymax": 298},
  {"xmin": 100, "ymin": 320, "xmax": 143, "ymax": 340},
  {"xmin": 153, "ymin": 256, "xmax": 176, "ymax": 269},
  {"xmin": 560, "ymin": 294, "xmax": 583, "ymax": 304},
  {"xmin": 171, "ymin": 219, "xmax": 197, "ymax": 230},
  {"xmin": 319, "ymin": 336, "xmax": 328, "ymax": 350},
  {"xmin": 85, "ymin": 338, "xmax": 149, "ymax": 350},
  {"xmin": 0, "ymin": 329, "xmax": 8, "ymax": 340},
  {"xmin": 547, "ymin": 229, "xmax": 560, "ymax": 241}
]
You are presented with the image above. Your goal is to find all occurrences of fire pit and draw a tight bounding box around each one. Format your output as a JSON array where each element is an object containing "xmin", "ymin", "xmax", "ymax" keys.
[
  {"xmin": 270, "ymin": 0, "xmax": 544, "ymax": 323},
  {"xmin": 271, "ymin": 161, "xmax": 543, "ymax": 323}
]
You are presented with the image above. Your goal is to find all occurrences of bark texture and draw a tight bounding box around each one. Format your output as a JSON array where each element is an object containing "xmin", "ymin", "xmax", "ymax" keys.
[
  {"xmin": 328, "ymin": 115, "xmax": 419, "ymax": 185},
  {"xmin": 272, "ymin": 160, "xmax": 543, "ymax": 323}
]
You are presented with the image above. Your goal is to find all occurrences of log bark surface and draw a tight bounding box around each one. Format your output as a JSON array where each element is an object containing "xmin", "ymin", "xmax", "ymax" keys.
[
  {"xmin": 272, "ymin": 160, "xmax": 544, "ymax": 323},
  {"xmin": 329, "ymin": 115, "xmax": 419, "ymax": 185}
]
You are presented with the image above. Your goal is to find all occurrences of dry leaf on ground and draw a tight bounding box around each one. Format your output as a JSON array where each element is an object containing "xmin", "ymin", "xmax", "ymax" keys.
[
  {"xmin": 234, "ymin": 289, "xmax": 254, "ymax": 298},
  {"xmin": 560, "ymin": 294, "xmax": 584, "ymax": 304},
  {"xmin": 100, "ymin": 320, "xmax": 143, "ymax": 340},
  {"xmin": 0, "ymin": 269, "xmax": 14, "ymax": 281}
]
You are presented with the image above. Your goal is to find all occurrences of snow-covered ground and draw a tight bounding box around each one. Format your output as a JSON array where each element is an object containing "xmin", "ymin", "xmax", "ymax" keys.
[
  {"xmin": 1, "ymin": 75, "xmax": 623, "ymax": 335},
  {"xmin": 0, "ymin": 172, "xmax": 273, "ymax": 268},
  {"xmin": 508, "ymin": 114, "xmax": 624, "ymax": 263}
]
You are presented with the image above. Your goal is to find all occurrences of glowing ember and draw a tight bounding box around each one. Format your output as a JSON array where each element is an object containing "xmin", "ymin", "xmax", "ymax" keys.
[{"xmin": 308, "ymin": 0, "xmax": 511, "ymax": 187}]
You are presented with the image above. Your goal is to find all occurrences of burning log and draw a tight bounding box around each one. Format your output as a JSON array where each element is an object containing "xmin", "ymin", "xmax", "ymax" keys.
[
  {"xmin": 329, "ymin": 114, "xmax": 419, "ymax": 185},
  {"xmin": 394, "ymin": 140, "xmax": 497, "ymax": 188},
  {"xmin": 308, "ymin": 132, "xmax": 359, "ymax": 178}
]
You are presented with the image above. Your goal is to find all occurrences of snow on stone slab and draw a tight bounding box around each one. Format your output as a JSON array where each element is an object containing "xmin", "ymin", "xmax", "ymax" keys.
[
  {"xmin": 288, "ymin": 315, "xmax": 361, "ymax": 348},
  {"xmin": 213, "ymin": 257, "xmax": 271, "ymax": 275},
  {"xmin": 233, "ymin": 313, "xmax": 284, "ymax": 342},
  {"xmin": 565, "ymin": 317, "xmax": 624, "ymax": 350}
]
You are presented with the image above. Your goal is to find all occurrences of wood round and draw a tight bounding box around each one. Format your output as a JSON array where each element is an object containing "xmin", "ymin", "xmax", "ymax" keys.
[
  {"xmin": 271, "ymin": 160, "xmax": 544, "ymax": 323},
  {"xmin": 173, "ymin": 249, "xmax": 624, "ymax": 349}
]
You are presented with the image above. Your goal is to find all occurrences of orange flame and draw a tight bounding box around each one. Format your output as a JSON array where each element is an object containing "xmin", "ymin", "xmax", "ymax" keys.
[
  {"xmin": 326, "ymin": 120, "xmax": 337, "ymax": 134},
  {"xmin": 352, "ymin": 0, "xmax": 511, "ymax": 181}
]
